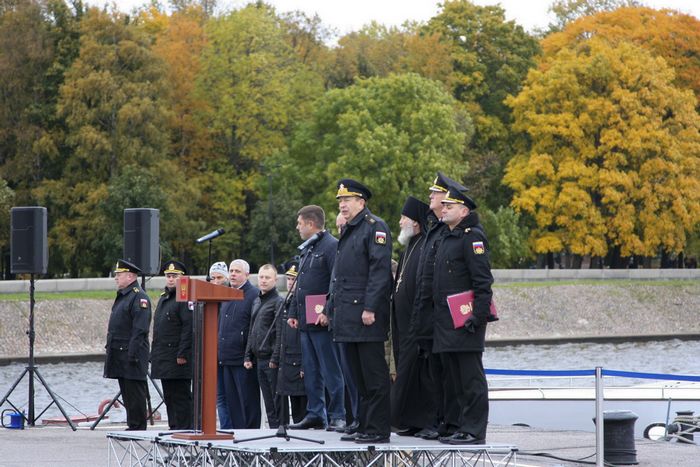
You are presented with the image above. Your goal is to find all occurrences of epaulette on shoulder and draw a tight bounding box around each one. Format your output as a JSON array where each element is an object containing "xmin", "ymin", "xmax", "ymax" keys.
[
  {"xmin": 160, "ymin": 291, "xmax": 167, "ymax": 297},
  {"xmin": 464, "ymin": 227, "xmax": 471, "ymax": 234},
  {"xmin": 132, "ymin": 287, "xmax": 139, "ymax": 293},
  {"xmin": 365, "ymin": 214, "xmax": 376, "ymax": 224}
]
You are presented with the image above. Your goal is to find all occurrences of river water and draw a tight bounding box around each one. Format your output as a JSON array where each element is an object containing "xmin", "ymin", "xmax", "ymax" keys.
[{"xmin": 1, "ymin": 339, "xmax": 699, "ymax": 422}]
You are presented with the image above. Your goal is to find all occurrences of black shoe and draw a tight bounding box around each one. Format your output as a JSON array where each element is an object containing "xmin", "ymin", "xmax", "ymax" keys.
[
  {"xmin": 340, "ymin": 431, "xmax": 363, "ymax": 441},
  {"xmin": 415, "ymin": 428, "xmax": 440, "ymax": 440},
  {"xmin": 438, "ymin": 432, "xmax": 485, "ymax": 445},
  {"xmin": 327, "ymin": 419, "xmax": 347, "ymax": 432},
  {"xmin": 355, "ymin": 433, "xmax": 390, "ymax": 444},
  {"xmin": 343, "ymin": 419, "xmax": 360, "ymax": 434},
  {"xmin": 288, "ymin": 416, "xmax": 326, "ymax": 430},
  {"xmin": 396, "ymin": 427, "xmax": 420, "ymax": 436}
]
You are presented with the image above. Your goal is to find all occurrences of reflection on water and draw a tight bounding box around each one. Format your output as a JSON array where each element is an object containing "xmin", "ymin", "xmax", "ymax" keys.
[{"xmin": 1, "ymin": 339, "xmax": 699, "ymax": 420}]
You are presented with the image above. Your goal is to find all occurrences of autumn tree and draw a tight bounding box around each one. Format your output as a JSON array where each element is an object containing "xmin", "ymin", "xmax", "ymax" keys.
[
  {"xmin": 542, "ymin": 7, "xmax": 700, "ymax": 104},
  {"xmin": 326, "ymin": 22, "xmax": 453, "ymax": 91},
  {"xmin": 36, "ymin": 6, "xmax": 177, "ymax": 275},
  {"xmin": 281, "ymin": 73, "xmax": 471, "ymax": 236},
  {"xmin": 504, "ymin": 39, "xmax": 700, "ymax": 267}
]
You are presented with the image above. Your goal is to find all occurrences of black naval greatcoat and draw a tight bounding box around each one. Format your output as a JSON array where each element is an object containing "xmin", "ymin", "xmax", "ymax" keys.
[
  {"xmin": 150, "ymin": 286, "xmax": 193, "ymax": 380},
  {"xmin": 328, "ymin": 207, "xmax": 393, "ymax": 342},
  {"xmin": 432, "ymin": 211, "xmax": 494, "ymax": 353},
  {"xmin": 104, "ymin": 281, "xmax": 152, "ymax": 381}
]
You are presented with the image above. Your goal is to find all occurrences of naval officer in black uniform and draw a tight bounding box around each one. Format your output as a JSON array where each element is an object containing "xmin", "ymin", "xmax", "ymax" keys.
[
  {"xmin": 151, "ymin": 260, "xmax": 193, "ymax": 430},
  {"xmin": 104, "ymin": 259, "xmax": 152, "ymax": 430},
  {"xmin": 328, "ymin": 178, "xmax": 393, "ymax": 444},
  {"xmin": 433, "ymin": 184, "xmax": 494, "ymax": 445}
]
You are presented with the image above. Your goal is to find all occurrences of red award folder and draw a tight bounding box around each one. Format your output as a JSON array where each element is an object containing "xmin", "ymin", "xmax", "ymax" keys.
[
  {"xmin": 305, "ymin": 294, "xmax": 327, "ymax": 325},
  {"xmin": 446, "ymin": 290, "xmax": 498, "ymax": 329}
]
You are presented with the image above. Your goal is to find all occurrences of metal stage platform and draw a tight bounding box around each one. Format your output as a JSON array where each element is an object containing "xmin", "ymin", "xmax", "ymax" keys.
[{"xmin": 107, "ymin": 428, "xmax": 518, "ymax": 466}]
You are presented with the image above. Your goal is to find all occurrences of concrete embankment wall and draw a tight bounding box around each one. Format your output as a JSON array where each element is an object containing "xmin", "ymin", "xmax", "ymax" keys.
[
  {"xmin": 1, "ymin": 269, "xmax": 699, "ymax": 293},
  {"xmin": 0, "ymin": 270, "xmax": 698, "ymax": 364}
]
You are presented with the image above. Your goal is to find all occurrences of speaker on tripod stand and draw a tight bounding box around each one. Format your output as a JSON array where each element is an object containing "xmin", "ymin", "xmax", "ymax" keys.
[{"xmin": 0, "ymin": 207, "xmax": 76, "ymax": 429}]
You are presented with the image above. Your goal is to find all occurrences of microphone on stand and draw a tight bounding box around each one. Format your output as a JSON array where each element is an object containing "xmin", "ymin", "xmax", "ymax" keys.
[{"xmin": 196, "ymin": 228, "xmax": 225, "ymax": 244}]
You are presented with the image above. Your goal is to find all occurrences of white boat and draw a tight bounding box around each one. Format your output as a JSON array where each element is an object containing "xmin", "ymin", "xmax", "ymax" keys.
[{"xmin": 488, "ymin": 378, "xmax": 700, "ymax": 440}]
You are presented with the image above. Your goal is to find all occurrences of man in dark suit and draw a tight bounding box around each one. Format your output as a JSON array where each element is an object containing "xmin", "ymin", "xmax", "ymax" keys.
[
  {"xmin": 328, "ymin": 179, "xmax": 393, "ymax": 444},
  {"xmin": 104, "ymin": 259, "xmax": 151, "ymax": 431},
  {"xmin": 217, "ymin": 259, "xmax": 261, "ymax": 429},
  {"xmin": 287, "ymin": 205, "xmax": 347, "ymax": 431}
]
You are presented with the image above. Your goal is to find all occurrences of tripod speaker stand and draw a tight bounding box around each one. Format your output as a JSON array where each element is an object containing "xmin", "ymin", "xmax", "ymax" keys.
[
  {"xmin": 1, "ymin": 207, "xmax": 76, "ymax": 430},
  {"xmin": 0, "ymin": 275, "xmax": 77, "ymax": 430}
]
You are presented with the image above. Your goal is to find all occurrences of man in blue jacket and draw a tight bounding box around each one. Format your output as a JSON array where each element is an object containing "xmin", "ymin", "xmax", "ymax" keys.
[
  {"xmin": 217, "ymin": 259, "xmax": 261, "ymax": 429},
  {"xmin": 288, "ymin": 205, "xmax": 347, "ymax": 431}
]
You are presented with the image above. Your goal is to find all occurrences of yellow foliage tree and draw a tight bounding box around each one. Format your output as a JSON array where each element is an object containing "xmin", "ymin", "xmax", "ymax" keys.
[
  {"xmin": 504, "ymin": 39, "xmax": 700, "ymax": 259},
  {"xmin": 542, "ymin": 7, "xmax": 700, "ymax": 105}
]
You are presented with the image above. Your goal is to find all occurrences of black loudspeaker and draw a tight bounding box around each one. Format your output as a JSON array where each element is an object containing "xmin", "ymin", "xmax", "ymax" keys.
[
  {"xmin": 11, "ymin": 207, "xmax": 48, "ymax": 274},
  {"xmin": 123, "ymin": 208, "xmax": 160, "ymax": 275}
]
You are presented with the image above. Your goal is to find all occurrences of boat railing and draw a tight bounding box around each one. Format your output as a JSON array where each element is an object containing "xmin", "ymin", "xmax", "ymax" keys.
[{"xmin": 485, "ymin": 367, "xmax": 700, "ymax": 467}]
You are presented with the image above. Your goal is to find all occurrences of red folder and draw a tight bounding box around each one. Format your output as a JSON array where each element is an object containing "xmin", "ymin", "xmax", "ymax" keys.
[
  {"xmin": 446, "ymin": 290, "xmax": 498, "ymax": 329},
  {"xmin": 305, "ymin": 294, "xmax": 327, "ymax": 325}
]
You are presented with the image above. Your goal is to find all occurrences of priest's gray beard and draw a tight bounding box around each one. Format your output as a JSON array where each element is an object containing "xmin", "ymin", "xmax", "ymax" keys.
[{"xmin": 398, "ymin": 224, "xmax": 417, "ymax": 246}]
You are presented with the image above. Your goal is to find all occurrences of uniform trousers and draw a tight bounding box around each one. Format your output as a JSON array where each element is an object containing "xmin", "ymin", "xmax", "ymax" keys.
[
  {"xmin": 217, "ymin": 364, "xmax": 261, "ymax": 429},
  {"xmin": 161, "ymin": 379, "xmax": 193, "ymax": 430},
  {"xmin": 118, "ymin": 378, "xmax": 148, "ymax": 430},
  {"xmin": 345, "ymin": 341, "xmax": 391, "ymax": 436},
  {"xmin": 439, "ymin": 351, "xmax": 488, "ymax": 439}
]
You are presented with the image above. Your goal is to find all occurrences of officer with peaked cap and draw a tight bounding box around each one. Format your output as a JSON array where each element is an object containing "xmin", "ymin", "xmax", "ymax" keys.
[
  {"xmin": 328, "ymin": 178, "xmax": 393, "ymax": 443},
  {"xmin": 406, "ymin": 172, "xmax": 468, "ymax": 440},
  {"xmin": 104, "ymin": 259, "xmax": 152, "ymax": 430},
  {"xmin": 151, "ymin": 260, "xmax": 193, "ymax": 430},
  {"xmin": 433, "ymin": 182, "xmax": 493, "ymax": 445}
]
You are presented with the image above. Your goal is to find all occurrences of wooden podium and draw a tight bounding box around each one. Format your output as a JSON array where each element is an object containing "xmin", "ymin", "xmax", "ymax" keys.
[{"xmin": 172, "ymin": 277, "xmax": 242, "ymax": 440}]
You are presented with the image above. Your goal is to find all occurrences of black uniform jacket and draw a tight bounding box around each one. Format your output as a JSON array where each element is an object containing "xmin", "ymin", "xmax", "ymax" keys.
[
  {"xmin": 409, "ymin": 212, "xmax": 445, "ymax": 341},
  {"xmin": 245, "ymin": 288, "xmax": 284, "ymax": 361},
  {"xmin": 272, "ymin": 294, "xmax": 305, "ymax": 396},
  {"xmin": 104, "ymin": 280, "xmax": 152, "ymax": 381},
  {"xmin": 150, "ymin": 286, "xmax": 193, "ymax": 380},
  {"xmin": 218, "ymin": 280, "xmax": 260, "ymax": 365},
  {"xmin": 328, "ymin": 207, "xmax": 393, "ymax": 343},
  {"xmin": 432, "ymin": 212, "xmax": 494, "ymax": 353},
  {"xmin": 288, "ymin": 230, "xmax": 337, "ymax": 331}
]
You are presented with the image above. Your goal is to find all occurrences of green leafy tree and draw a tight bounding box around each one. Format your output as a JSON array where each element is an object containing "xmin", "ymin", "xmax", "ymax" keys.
[
  {"xmin": 195, "ymin": 3, "xmax": 324, "ymax": 263},
  {"xmin": 424, "ymin": 0, "xmax": 541, "ymax": 208},
  {"xmin": 504, "ymin": 39, "xmax": 700, "ymax": 265},
  {"xmin": 0, "ymin": 178, "xmax": 15, "ymax": 276},
  {"xmin": 0, "ymin": 0, "xmax": 83, "ymax": 201},
  {"xmin": 480, "ymin": 206, "xmax": 531, "ymax": 268},
  {"xmin": 284, "ymin": 73, "xmax": 472, "ymax": 234}
]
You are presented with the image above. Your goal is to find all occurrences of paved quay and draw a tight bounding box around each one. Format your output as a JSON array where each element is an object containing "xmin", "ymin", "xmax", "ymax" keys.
[{"xmin": 0, "ymin": 423, "xmax": 697, "ymax": 466}]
